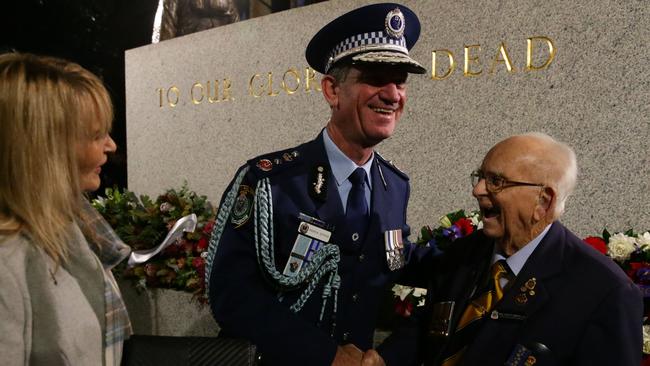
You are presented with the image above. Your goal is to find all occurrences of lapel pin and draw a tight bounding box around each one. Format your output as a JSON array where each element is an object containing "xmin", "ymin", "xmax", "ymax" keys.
[
  {"xmin": 515, "ymin": 293, "xmax": 528, "ymax": 305},
  {"xmin": 525, "ymin": 278, "xmax": 537, "ymax": 290}
]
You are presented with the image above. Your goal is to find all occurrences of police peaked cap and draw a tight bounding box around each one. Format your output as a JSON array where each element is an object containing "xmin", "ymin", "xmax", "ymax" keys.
[{"xmin": 306, "ymin": 3, "xmax": 426, "ymax": 75}]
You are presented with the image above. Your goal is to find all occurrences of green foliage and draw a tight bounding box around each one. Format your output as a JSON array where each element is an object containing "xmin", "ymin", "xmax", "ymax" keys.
[{"xmin": 93, "ymin": 183, "xmax": 216, "ymax": 303}]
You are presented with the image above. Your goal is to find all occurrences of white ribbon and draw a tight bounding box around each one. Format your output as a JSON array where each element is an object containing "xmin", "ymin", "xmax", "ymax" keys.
[{"xmin": 128, "ymin": 213, "xmax": 198, "ymax": 267}]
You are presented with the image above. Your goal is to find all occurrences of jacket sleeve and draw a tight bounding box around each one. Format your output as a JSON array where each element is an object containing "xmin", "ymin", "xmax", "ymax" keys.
[
  {"xmin": 207, "ymin": 171, "xmax": 338, "ymax": 366},
  {"xmin": 572, "ymin": 280, "xmax": 643, "ymax": 366},
  {"xmin": 0, "ymin": 259, "xmax": 29, "ymax": 365}
]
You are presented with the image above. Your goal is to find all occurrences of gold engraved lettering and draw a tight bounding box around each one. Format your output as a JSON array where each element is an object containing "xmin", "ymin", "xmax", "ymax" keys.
[
  {"xmin": 304, "ymin": 67, "xmax": 321, "ymax": 92},
  {"xmin": 191, "ymin": 82, "xmax": 204, "ymax": 105},
  {"xmin": 222, "ymin": 79, "xmax": 234, "ymax": 101},
  {"xmin": 526, "ymin": 36, "xmax": 556, "ymax": 71},
  {"xmin": 464, "ymin": 44, "xmax": 482, "ymax": 77},
  {"xmin": 208, "ymin": 80, "xmax": 220, "ymax": 103},
  {"xmin": 489, "ymin": 42, "xmax": 516, "ymax": 74},
  {"xmin": 248, "ymin": 74, "xmax": 264, "ymax": 98},
  {"xmin": 267, "ymin": 72, "xmax": 280, "ymax": 96},
  {"xmin": 431, "ymin": 49, "xmax": 456, "ymax": 80},
  {"xmin": 167, "ymin": 86, "xmax": 180, "ymax": 108},
  {"xmin": 157, "ymin": 87, "xmax": 164, "ymax": 108},
  {"xmin": 282, "ymin": 68, "xmax": 300, "ymax": 95}
]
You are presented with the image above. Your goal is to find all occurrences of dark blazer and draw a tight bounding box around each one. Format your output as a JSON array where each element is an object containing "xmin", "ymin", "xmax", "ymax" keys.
[
  {"xmin": 207, "ymin": 132, "xmax": 414, "ymax": 365},
  {"xmin": 414, "ymin": 221, "xmax": 643, "ymax": 366}
]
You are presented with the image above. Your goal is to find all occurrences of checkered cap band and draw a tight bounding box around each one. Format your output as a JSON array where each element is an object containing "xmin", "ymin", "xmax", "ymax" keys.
[{"xmin": 328, "ymin": 31, "xmax": 408, "ymax": 69}]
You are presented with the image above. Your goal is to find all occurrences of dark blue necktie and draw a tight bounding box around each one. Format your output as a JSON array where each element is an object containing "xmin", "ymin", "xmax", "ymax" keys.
[{"xmin": 346, "ymin": 168, "xmax": 369, "ymax": 244}]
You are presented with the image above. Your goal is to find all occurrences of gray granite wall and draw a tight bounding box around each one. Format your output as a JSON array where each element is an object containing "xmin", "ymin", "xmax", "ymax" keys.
[{"xmin": 124, "ymin": 0, "xmax": 649, "ymax": 336}]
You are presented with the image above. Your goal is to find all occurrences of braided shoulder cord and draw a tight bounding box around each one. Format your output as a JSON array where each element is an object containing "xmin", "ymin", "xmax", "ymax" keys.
[
  {"xmin": 254, "ymin": 177, "xmax": 341, "ymax": 322},
  {"xmin": 204, "ymin": 166, "xmax": 250, "ymax": 298},
  {"xmin": 203, "ymin": 167, "xmax": 341, "ymax": 326}
]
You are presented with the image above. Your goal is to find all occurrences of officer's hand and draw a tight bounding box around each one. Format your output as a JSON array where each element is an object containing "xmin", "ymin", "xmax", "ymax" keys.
[
  {"xmin": 332, "ymin": 344, "xmax": 363, "ymax": 365},
  {"xmin": 362, "ymin": 349, "xmax": 385, "ymax": 366}
]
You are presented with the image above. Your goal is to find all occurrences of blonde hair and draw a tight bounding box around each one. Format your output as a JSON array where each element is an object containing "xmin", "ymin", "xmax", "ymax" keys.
[{"xmin": 0, "ymin": 52, "xmax": 113, "ymax": 264}]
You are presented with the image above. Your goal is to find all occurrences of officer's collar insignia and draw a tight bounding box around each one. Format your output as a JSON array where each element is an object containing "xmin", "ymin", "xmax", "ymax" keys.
[
  {"xmin": 230, "ymin": 185, "xmax": 254, "ymax": 228},
  {"xmin": 385, "ymin": 8, "xmax": 405, "ymax": 39},
  {"xmin": 283, "ymin": 150, "xmax": 299, "ymax": 162},
  {"xmin": 309, "ymin": 164, "xmax": 328, "ymax": 202},
  {"xmin": 256, "ymin": 158, "xmax": 273, "ymax": 172}
]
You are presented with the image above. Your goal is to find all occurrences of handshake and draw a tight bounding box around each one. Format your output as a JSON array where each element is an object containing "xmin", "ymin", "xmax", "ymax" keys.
[{"xmin": 332, "ymin": 344, "xmax": 385, "ymax": 366}]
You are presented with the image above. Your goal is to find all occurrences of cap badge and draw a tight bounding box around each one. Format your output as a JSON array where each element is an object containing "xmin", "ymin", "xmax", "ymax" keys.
[{"xmin": 385, "ymin": 7, "xmax": 405, "ymax": 39}]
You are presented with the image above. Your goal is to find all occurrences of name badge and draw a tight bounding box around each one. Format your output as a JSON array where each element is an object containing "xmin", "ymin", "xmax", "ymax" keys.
[
  {"xmin": 282, "ymin": 214, "xmax": 332, "ymax": 276},
  {"xmin": 385, "ymin": 229, "xmax": 405, "ymax": 271},
  {"xmin": 298, "ymin": 221, "xmax": 331, "ymax": 242}
]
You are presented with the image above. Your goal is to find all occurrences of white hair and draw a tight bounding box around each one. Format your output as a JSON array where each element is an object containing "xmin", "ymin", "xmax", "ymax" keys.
[{"xmin": 520, "ymin": 132, "xmax": 577, "ymax": 217}]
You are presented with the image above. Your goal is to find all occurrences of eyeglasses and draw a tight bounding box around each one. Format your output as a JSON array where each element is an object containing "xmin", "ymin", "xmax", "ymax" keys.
[{"xmin": 470, "ymin": 170, "xmax": 544, "ymax": 193}]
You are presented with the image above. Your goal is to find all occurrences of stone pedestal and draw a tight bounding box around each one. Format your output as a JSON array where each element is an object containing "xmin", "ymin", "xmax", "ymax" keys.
[{"xmin": 119, "ymin": 280, "xmax": 219, "ymax": 337}]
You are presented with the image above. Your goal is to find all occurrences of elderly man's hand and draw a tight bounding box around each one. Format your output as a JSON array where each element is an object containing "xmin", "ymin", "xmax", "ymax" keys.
[
  {"xmin": 361, "ymin": 349, "xmax": 386, "ymax": 366},
  {"xmin": 332, "ymin": 344, "xmax": 363, "ymax": 366}
]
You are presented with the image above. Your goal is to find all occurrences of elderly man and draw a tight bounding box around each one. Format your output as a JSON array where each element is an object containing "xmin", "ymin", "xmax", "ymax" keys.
[
  {"xmin": 205, "ymin": 3, "xmax": 426, "ymax": 366},
  {"xmin": 417, "ymin": 133, "xmax": 643, "ymax": 366}
]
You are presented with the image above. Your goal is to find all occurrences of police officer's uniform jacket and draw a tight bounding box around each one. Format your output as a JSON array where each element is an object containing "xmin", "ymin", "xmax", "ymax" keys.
[{"xmin": 206, "ymin": 131, "xmax": 413, "ymax": 365}]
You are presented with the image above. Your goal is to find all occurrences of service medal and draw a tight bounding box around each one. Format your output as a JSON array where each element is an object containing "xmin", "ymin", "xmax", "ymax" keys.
[{"xmin": 385, "ymin": 229, "xmax": 405, "ymax": 271}]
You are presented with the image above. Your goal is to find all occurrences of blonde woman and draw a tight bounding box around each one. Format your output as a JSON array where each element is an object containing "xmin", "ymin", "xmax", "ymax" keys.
[{"xmin": 0, "ymin": 53, "xmax": 132, "ymax": 365}]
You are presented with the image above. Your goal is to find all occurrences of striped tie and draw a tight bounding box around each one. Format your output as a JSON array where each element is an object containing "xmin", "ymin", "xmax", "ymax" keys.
[{"xmin": 441, "ymin": 260, "xmax": 510, "ymax": 366}]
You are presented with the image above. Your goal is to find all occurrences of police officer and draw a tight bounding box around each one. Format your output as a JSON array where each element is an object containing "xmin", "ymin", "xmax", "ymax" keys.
[{"xmin": 205, "ymin": 3, "xmax": 427, "ymax": 365}]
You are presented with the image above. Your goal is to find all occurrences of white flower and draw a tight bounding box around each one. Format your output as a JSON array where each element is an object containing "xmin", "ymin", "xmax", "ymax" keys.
[
  {"xmin": 412, "ymin": 287, "xmax": 428, "ymax": 298},
  {"xmin": 160, "ymin": 202, "xmax": 174, "ymax": 212},
  {"xmin": 93, "ymin": 197, "xmax": 106, "ymax": 207},
  {"xmin": 439, "ymin": 216, "xmax": 452, "ymax": 228},
  {"xmin": 643, "ymin": 325, "xmax": 650, "ymax": 354},
  {"xmin": 418, "ymin": 297, "xmax": 427, "ymax": 307},
  {"xmin": 392, "ymin": 285, "xmax": 428, "ymax": 305},
  {"xmin": 607, "ymin": 233, "xmax": 638, "ymax": 262},
  {"xmin": 392, "ymin": 285, "xmax": 413, "ymax": 301},
  {"xmin": 636, "ymin": 232, "xmax": 650, "ymax": 249},
  {"xmin": 412, "ymin": 287, "xmax": 428, "ymax": 307},
  {"xmin": 469, "ymin": 213, "xmax": 484, "ymax": 230}
]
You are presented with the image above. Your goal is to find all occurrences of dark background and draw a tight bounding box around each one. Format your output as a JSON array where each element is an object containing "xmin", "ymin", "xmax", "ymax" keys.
[
  {"xmin": 1, "ymin": 0, "xmax": 322, "ymax": 195},
  {"xmin": 2, "ymin": 0, "xmax": 160, "ymax": 194}
]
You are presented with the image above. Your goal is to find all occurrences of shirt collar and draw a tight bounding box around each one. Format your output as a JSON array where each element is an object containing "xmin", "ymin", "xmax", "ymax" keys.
[
  {"xmin": 323, "ymin": 128, "xmax": 373, "ymax": 188},
  {"xmin": 492, "ymin": 224, "xmax": 552, "ymax": 276}
]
